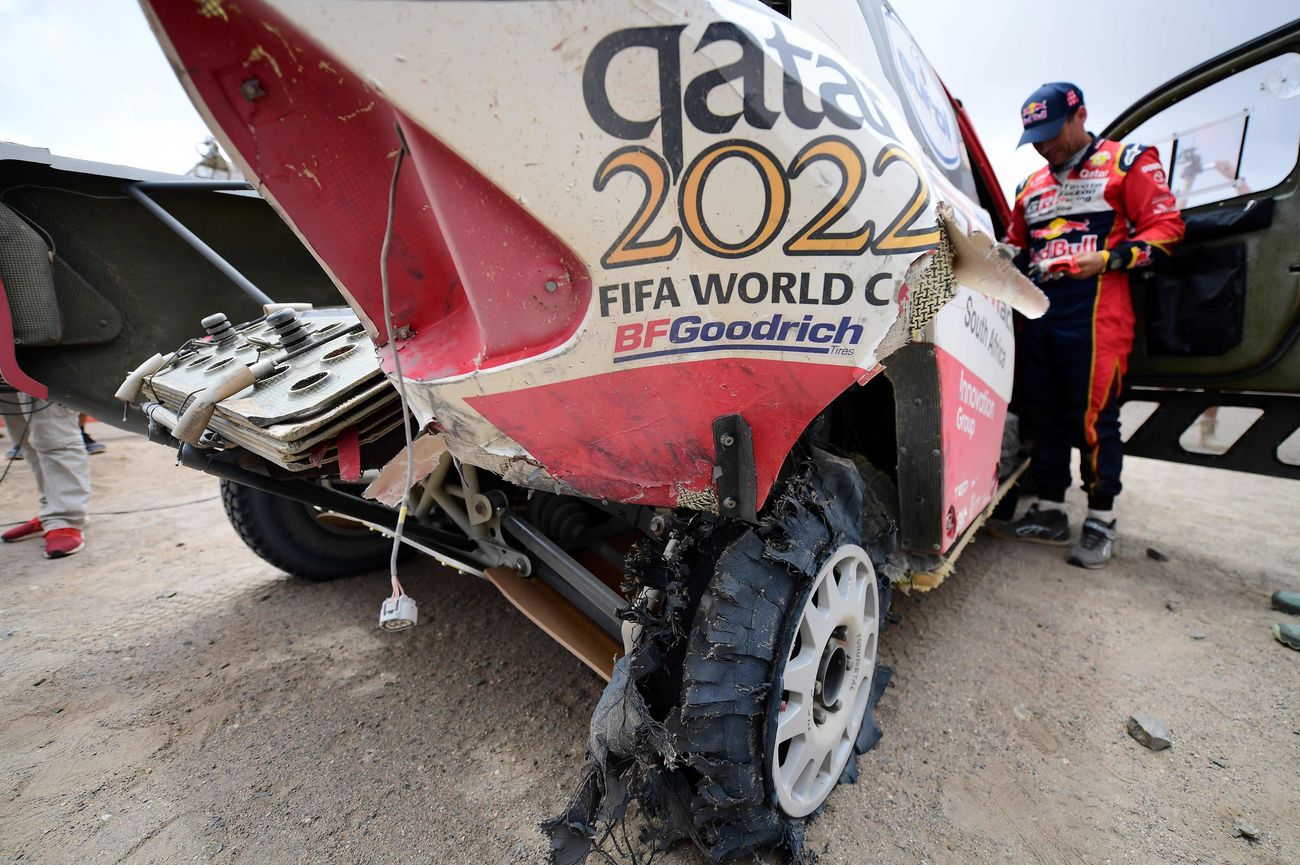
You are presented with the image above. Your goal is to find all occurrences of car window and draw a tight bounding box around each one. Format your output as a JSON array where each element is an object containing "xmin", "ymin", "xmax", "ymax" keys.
[{"xmin": 1126, "ymin": 52, "xmax": 1300, "ymax": 209}]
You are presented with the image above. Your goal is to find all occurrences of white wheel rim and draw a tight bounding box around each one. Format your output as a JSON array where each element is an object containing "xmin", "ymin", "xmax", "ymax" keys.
[{"xmin": 769, "ymin": 544, "xmax": 879, "ymax": 817}]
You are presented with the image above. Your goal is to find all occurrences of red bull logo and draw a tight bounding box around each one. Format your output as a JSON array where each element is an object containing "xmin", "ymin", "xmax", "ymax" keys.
[
  {"xmin": 1022, "ymin": 100, "xmax": 1049, "ymax": 126},
  {"xmin": 1031, "ymin": 234, "xmax": 1098, "ymax": 262},
  {"xmin": 1087, "ymin": 150, "xmax": 1112, "ymax": 168},
  {"xmin": 1031, "ymin": 217, "xmax": 1090, "ymax": 240}
]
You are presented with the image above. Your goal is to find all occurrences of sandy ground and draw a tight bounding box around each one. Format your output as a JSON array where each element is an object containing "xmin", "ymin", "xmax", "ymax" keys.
[{"xmin": 1, "ymin": 421, "xmax": 1297, "ymax": 865}]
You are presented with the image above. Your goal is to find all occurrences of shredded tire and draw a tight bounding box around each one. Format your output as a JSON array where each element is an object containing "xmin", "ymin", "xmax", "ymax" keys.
[
  {"xmin": 675, "ymin": 451, "xmax": 893, "ymax": 862},
  {"xmin": 220, "ymin": 479, "xmax": 394, "ymax": 582},
  {"xmin": 543, "ymin": 450, "xmax": 895, "ymax": 864}
]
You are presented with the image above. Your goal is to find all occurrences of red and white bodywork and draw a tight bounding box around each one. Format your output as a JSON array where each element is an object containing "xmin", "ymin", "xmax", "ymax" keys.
[{"xmin": 141, "ymin": 0, "xmax": 1022, "ymax": 547}]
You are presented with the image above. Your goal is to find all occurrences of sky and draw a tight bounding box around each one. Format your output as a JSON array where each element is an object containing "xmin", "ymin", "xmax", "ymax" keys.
[
  {"xmin": 888, "ymin": 0, "xmax": 1298, "ymax": 193},
  {"xmin": 0, "ymin": 0, "xmax": 1296, "ymax": 197}
]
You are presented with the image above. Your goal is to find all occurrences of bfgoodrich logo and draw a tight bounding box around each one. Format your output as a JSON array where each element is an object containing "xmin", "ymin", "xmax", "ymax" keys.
[{"xmin": 613, "ymin": 313, "xmax": 864, "ymax": 362}]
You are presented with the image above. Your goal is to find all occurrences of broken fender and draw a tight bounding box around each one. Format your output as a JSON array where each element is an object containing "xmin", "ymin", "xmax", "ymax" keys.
[{"xmin": 942, "ymin": 204, "xmax": 1050, "ymax": 319}]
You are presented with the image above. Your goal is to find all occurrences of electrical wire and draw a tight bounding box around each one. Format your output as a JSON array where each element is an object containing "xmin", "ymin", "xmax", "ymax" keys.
[
  {"xmin": 0, "ymin": 400, "xmax": 35, "ymax": 489},
  {"xmin": 0, "ymin": 398, "xmax": 56, "ymax": 414},
  {"xmin": 0, "ymin": 494, "xmax": 221, "ymax": 529},
  {"xmin": 1, "ymin": 184, "xmax": 131, "ymax": 202},
  {"xmin": 379, "ymin": 124, "xmax": 414, "ymax": 602},
  {"xmin": 0, "ymin": 185, "xmax": 130, "ymax": 258}
]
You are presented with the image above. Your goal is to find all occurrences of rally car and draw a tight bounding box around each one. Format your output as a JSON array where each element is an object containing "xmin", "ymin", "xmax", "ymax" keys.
[{"xmin": 2, "ymin": 2, "xmax": 1296, "ymax": 861}]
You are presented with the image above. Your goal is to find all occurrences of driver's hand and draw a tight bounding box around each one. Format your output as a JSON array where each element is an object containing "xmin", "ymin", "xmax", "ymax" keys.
[{"xmin": 1073, "ymin": 251, "xmax": 1108, "ymax": 278}]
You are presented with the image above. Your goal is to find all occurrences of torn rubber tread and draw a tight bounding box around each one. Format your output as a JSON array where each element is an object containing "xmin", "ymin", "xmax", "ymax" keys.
[
  {"xmin": 220, "ymin": 479, "xmax": 394, "ymax": 581},
  {"xmin": 675, "ymin": 452, "xmax": 892, "ymax": 862}
]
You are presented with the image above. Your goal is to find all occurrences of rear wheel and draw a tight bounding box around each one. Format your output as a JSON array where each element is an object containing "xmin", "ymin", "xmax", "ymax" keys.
[
  {"xmin": 220, "ymin": 479, "xmax": 394, "ymax": 581},
  {"xmin": 675, "ymin": 453, "xmax": 892, "ymax": 861}
]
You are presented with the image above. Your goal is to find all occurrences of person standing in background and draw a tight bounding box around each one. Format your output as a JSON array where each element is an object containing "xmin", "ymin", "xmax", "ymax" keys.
[{"xmin": 1, "ymin": 394, "xmax": 90, "ymax": 558}]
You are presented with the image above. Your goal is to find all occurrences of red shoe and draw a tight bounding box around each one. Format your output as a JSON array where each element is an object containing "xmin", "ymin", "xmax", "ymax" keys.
[
  {"xmin": 2, "ymin": 517, "xmax": 43, "ymax": 543},
  {"xmin": 44, "ymin": 528, "xmax": 84, "ymax": 559}
]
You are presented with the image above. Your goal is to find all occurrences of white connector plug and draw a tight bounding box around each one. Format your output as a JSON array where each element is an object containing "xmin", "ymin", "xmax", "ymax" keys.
[{"xmin": 379, "ymin": 594, "xmax": 418, "ymax": 630}]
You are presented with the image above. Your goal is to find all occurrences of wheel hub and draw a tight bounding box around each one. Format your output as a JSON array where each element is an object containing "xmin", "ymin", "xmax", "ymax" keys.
[
  {"xmin": 816, "ymin": 641, "xmax": 848, "ymax": 711},
  {"xmin": 769, "ymin": 544, "xmax": 879, "ymax": 818}
]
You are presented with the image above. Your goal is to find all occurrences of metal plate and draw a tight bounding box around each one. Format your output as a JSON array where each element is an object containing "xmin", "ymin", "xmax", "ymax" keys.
[
  {"xmin": 142, "ymin": 307, "xmax": 404, "ymax": 472},
  {"xmin": 145, "ymin": 308, "xmax": 379, "ymax": 427}
]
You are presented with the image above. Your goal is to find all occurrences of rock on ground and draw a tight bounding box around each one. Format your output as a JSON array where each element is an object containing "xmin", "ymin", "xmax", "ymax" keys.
[{"xmin": 1127, "ymin": 713, "xmax": 1173, "ymax": 751}]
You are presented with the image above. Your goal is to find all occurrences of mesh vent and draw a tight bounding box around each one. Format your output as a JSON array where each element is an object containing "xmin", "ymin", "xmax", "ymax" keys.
[{"xmin": 0, "ymin": 202, "xmax": 61, "ymax": 346}]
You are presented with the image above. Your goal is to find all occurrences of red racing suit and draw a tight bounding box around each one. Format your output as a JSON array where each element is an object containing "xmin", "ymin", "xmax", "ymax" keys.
[{"xmin": 1007, "ymin": 136, "xmax": 1184, "ymax": 509}]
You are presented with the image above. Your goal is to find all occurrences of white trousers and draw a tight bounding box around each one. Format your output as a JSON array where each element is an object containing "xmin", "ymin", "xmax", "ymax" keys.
[{"xmin": 4, "ymin": 394, "xmax": 90, "ymax": 531}]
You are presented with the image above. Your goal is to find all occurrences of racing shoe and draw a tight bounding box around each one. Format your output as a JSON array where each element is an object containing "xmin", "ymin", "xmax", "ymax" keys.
[
  {"xmin": 987, "ymin": 504, "xmax": 1071, "ymax": 546},
  {"xmin": 44, "ymin": 528, "xmax": 84, "ymax": 559},
  {"xmin": 1271, "ymin": 591, "xmax": 1300, "ymax": 616},
  {"xmin": 1273, "ymin": 622, "xmax": 1300, "ymax": 651},
  {"xmin": 2, "ymin": 517, "xmax": 43, "ymax": 543},
  {"xmin": 1068, "ymin": 517, "xmax": 1116, "ymax": 569}
]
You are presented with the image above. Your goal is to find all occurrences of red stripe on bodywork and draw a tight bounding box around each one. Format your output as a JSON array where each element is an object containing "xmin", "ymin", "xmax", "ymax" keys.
[
  {"xmin": 466, "ymin": 359, "xmax": 868, "ymax": 507},
  {"xmin": 144, "ymin": 1, "xmax": 590, "ymax": 381}
]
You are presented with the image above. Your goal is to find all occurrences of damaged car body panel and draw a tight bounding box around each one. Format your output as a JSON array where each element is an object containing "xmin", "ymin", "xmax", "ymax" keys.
[
  {"xmin": 1, "ymin": 2, "xmax": 1057, "ymax": 863},
  {"xmin": 138, "ymin": 0, "xmax": 1039, "ymax": 520},
  {"xmin": 6, "ymin": 4, "xmax": 1297, "ymax": 864}
]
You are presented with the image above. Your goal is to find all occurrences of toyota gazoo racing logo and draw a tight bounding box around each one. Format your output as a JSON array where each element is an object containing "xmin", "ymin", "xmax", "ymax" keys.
[
  {"xmin": 1030, "ymin": 216, "xmax": 1090, "ymax": 240},
  {"xmin": 1024, "ymin": 185, "xmax": 1058, "ymax": 219},
  {"xmin": 1142, "ymin": 161, "xmax": 1168, "ymax": 186},
  {"xmin": 581, "ymin": 13, "xmax": 946, "ymax": 362}
]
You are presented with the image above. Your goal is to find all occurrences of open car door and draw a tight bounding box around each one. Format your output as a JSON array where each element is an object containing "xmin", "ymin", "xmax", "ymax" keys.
[{"xmin": 1100, "ymin": 19, "xmax": 1300, "ymax": 480}]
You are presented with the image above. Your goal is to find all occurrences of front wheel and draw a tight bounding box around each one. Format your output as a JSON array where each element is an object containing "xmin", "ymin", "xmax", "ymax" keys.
[
  {"xmin": 769, "ymin": 542, "xmax": 880, "ymax": 817},
  {"xmin": 675, "ymin": 453, "xmax": 892, "ymax": 861}
]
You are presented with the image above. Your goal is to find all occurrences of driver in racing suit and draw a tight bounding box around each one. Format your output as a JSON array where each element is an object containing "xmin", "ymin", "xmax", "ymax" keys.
[{"xmin": 992, "ymin": 82, "xmax": 1184, "ymax": 568}]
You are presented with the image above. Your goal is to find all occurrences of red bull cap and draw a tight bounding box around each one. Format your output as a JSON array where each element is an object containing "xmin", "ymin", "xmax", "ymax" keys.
[{"xmin": 1018, "ymin": 82, "xmax": 1084, "ymax": 147}]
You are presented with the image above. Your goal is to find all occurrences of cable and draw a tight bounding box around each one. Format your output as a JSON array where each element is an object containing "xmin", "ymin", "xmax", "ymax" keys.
[
  {"xmin": 87, "ymin": 495, "xmax": 221, "ymax": 516},
  {"xmin": 0, "ymin": 185, "xmax": 132, "ymax": 259},
  {"xmin": 379, "ymin": 124, "xmax": 415, "ymax": 604},
  {"xmin": 0, "ymin": 399, "xmax": 56, "ymax": 415},
  {"xmin": 1, "ymin": 184, "xmax": 131, "ymax": 202},
  {"xmin": 0, "ymin": 494, "xmax": 221, "ymax": 528},
  {"xmin": 0, "ymin": 398, "xmax": 35, "ymax": 489}
]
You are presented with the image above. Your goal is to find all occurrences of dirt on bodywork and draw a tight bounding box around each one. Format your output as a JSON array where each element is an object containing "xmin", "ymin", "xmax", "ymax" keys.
[{"xmin": 1, "ymin": 423, "xmax": 1298, "ymax": 864}]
